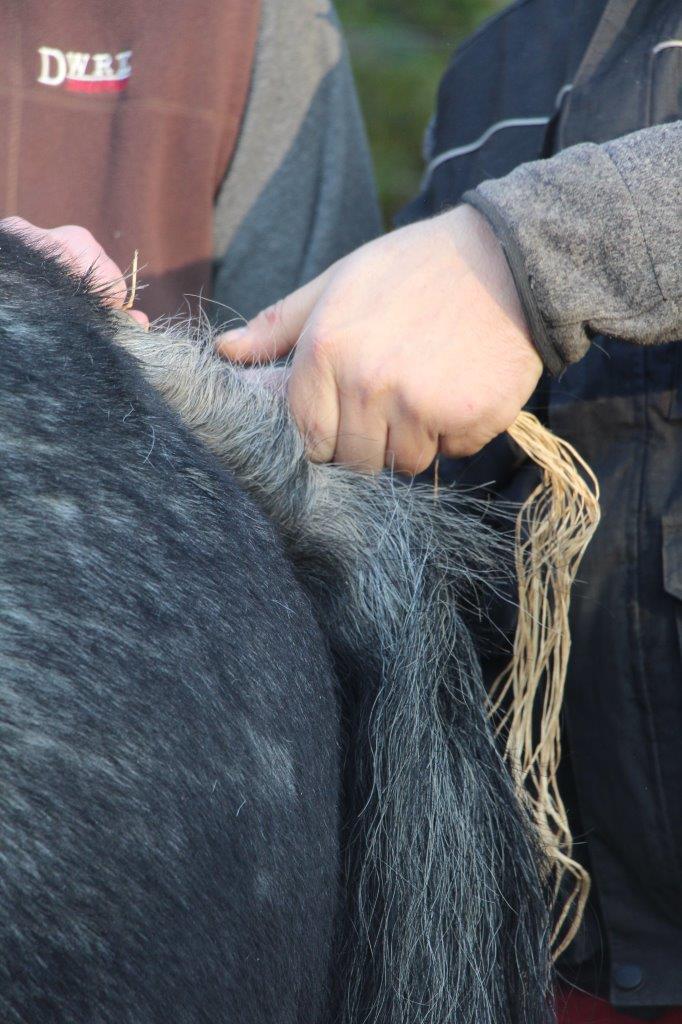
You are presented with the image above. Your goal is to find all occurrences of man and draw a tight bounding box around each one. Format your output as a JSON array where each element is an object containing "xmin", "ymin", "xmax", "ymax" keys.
[{"xmin": 220, "ymin": 0, "xmax": 682, "ymax": 1019}]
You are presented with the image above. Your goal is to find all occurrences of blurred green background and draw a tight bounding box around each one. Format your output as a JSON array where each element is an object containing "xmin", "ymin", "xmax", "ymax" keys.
[{"xmin": 336, "ymin": 0, "xmax": 504, "ymax": 224}]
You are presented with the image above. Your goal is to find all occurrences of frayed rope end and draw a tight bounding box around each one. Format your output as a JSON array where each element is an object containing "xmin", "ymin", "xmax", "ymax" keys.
[{"xmin": 490, "ymin": 410, "xmax": 601, "ymax": 959}]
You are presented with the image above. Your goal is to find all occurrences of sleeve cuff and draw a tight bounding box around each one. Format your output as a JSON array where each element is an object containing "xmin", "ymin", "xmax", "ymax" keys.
[{"xmin": 462, "ymin": 190, "xmax": 567, "ymax": 378}]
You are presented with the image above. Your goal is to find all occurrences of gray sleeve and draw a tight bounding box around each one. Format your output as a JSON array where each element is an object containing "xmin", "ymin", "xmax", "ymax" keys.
[
  {"xmin": 210, "ymin": 0, "xmax": 382, "ymax": 326},
  {"xmin": 463, "ymin": 121, "xmax": 682, "ymax": 376}
]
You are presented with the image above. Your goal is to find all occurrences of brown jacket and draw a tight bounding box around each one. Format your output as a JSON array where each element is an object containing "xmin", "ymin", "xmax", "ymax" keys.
[{"xmin": 0, "ymin": 0, "xmax": 260, "ymax": 317}]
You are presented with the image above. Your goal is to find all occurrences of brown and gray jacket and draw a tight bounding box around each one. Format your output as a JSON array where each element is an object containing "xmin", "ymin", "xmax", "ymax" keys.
[{"xmin": 0, "ymin": 0, "xmax": 380, "ymax": 319}]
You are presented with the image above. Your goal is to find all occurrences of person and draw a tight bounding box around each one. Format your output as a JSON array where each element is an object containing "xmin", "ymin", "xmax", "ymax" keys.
[
  {"xmin": 219, "ymin": 0, "xmax": 682, "ymax": 1020},
  {"xmin": 0, "ymin": 0, "xmax": 380, "ymax": 320}
]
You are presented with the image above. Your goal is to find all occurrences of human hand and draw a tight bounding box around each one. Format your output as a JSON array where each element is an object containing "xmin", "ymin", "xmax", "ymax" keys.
[
  {"xmin": 218, "ymin": 205, "xmax": 542, "ymax": 474},
  {"xmin": 1, "ymin": 217, "xmax": 149, "ymax": 328}
]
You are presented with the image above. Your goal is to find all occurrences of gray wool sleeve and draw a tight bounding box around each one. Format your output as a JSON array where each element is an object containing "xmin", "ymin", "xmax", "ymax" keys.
[
  {"xmin": 463, "ymin": 121, "xmax": 682, "ymax": 376},
  {"xmin": 210, "ymin": 0, "xmax": 382, "ymax": 327}
]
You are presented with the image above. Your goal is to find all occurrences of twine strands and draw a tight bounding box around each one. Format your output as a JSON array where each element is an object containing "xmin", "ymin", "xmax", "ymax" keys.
[{"xmin": 490, "ymin": 411, "xmax": 601, "ymax": 958}]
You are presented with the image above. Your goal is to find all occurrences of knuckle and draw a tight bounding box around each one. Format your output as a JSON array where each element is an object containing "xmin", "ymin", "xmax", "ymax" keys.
[
  {"xmin": 353, "ymin": 363, "xmax": 392, "ymax": 405},
  {"xmin": 395, "ymin": 386, "xmax": 425, "ymax": 424}
]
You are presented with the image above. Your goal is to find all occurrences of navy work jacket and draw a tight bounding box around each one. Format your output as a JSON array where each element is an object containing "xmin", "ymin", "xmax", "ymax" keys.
[{"xmin": 399, "ymin": 0, "xmax": 682, "ymax": 1012}]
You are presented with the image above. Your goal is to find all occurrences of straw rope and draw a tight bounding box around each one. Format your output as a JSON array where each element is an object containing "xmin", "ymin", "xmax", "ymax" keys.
[{"xmin": 489, "ymin": 411, "xmax": 601, "ymax": 958}]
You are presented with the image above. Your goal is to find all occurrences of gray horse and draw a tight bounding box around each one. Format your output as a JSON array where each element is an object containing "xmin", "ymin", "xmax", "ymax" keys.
[{"xmin": 0, "ymin": 227, "xmax": 552, "ymax": 1024}]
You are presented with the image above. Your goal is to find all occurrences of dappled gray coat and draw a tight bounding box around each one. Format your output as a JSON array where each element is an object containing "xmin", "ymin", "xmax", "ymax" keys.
[{"xmin": 0, "ymin": 227, "xmax": 551, "ymax": 1023}]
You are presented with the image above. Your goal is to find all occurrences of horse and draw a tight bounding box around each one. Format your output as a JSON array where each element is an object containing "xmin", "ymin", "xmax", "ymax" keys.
[{"xmin": 0, "ymin": 225, "xmax": 552, "ymax": 1024}]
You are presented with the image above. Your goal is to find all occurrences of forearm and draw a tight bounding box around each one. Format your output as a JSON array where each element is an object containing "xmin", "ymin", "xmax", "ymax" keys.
[{"xmin": 463, "ymin": 122, "xmax": 682, "ymax": 375}]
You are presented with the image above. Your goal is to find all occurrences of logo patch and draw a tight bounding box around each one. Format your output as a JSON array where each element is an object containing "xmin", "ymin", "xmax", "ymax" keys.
[{"xmin": 37, "ymin": 47, "xmax": 132, "ymax": 93}]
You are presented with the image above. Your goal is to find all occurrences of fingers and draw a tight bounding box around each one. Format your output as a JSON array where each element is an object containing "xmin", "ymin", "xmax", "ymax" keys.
[
  {"xmin": 1, "ymin": 217, "xmax": 143, "ymax": 321},
  {"xmin": 287, "ymin": 342, "xmax": 341, "ymax": 464},
  {"xmin": 306, "ymin": 404, "xmax": 437, "ymax": 476},
  {"xmin": 49, "ymin": 224, "xmax": 128, "ymax": 305},
  {"xmin": 216, "ymin": 267, "xmax": 333, "ymax": 365},
  {"xmin": 386, "ymin": 424, "xmax": 438, "ymax": 476},
  {"xmin": 335, "ymin": 402, "xmax": 388, "ymax": 473},
  {"xmin": 289, "ymin": 349, "xmax": 436, "ymax": 475},
  {"xmin": 127, "ymin": 308, "xmax": 150, "ymax": 329}
]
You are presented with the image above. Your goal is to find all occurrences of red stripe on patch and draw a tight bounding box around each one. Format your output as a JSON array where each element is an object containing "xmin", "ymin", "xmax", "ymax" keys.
[{"xmin": 65, "ymin": 78, "xmax": 129, "ymax": 93}]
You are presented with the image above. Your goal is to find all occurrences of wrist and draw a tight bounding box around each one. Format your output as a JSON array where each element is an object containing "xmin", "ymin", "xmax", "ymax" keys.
[
  {"xmin": 440, "ymin": 204, "xmax": 543, "ymax": 381},
  {"xmin": 460, "ymin": 193, "xmax": 565, "ymax": 378}
]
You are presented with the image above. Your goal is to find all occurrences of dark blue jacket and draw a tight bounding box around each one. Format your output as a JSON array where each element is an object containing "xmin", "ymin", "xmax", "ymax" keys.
[{"xmin": 400, "ymin": 0, "xmax": 682, "ymax": 1011}]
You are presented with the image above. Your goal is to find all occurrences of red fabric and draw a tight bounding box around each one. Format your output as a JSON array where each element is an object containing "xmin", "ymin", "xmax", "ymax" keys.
[{"xmin": 557, "ymin": 987, "xmax": 682, "ymax": 1024}]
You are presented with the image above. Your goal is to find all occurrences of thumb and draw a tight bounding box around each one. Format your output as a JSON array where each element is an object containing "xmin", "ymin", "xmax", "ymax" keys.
[{"xmin": 216, "ymin": 266, "xmax": 332, "ymax": 364}]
